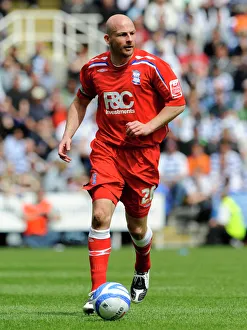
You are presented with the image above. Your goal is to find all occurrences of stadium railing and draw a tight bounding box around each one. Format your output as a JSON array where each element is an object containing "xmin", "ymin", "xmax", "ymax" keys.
[{"xmin": 0, "ymin": 10, "xmax": 107, "ymax": 61}]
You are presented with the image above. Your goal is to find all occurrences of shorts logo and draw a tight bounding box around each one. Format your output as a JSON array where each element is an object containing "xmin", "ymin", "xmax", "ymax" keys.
[
  {"xmin": 132, "ymin": 70, "xmax": 141, "ymax": 85},
  {"xmin": 169, "ymin": 79, "xmax": 183, "ymax": 99},
  {"xmin": 92, "ymin": 173, "xmax": 97, "ymax": 185}
]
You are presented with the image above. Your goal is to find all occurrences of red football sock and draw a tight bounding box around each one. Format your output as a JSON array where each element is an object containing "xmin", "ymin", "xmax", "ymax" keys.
[
  {"xmin": 88, "ymin": 236, "xmax": 111, "ymax": 291},
  {"xmin": 133, "ymin": 239, "xmax": 152, "ymax": 273}
]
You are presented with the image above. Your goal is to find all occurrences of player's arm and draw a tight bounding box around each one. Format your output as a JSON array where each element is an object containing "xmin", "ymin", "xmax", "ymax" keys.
[
  {"xmin": 126, "ymin": 59, "xmax": 186, "ymax": 137},
  {"xmin": 149, "ymin": 104, "xmax": 185, "ymax": 131},
  {"xmin": 126, "ymin": 104, "xmax": 185, "ymax": 137},
  {"xmin": 58, "ymin": 96, "xmax": 91, "ymax": 162}
]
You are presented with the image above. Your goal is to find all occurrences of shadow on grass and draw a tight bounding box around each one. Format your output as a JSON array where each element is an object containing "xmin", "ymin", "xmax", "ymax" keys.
[
  {"xmin": 0, "ymin": 311, "xmax": 103, "ymax": 322},
  {"xmin": 37, "ymin": 311, "xmax": 81, "ymax": 317},
  {"xmin": 35, "ymin": 312, "xmax": 104, "ymax": 322}
]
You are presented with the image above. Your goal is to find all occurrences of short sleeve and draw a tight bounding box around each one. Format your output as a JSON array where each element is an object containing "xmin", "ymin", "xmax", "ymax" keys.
[
  {"xmin": 76, "ymin": 64, "xmax": 97, "ymax": 100},
  {"xmin": 151, "ymin": 59, "xmax": 186, "ymax": 107}
]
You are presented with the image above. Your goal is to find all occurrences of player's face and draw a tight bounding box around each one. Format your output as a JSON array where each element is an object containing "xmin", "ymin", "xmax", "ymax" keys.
[{"xmin": 105, "ymin": 21, "xmax": 136, "ymax": 62}]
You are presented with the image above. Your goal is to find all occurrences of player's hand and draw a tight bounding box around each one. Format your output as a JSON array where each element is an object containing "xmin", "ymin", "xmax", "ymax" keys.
[
  {"xmin": 58, "ymin": 137, "xmax": 72, "ymax": 163},
  {"xmin": 126, "ymin": 121, "xmax": 153, "ymax": 137}
]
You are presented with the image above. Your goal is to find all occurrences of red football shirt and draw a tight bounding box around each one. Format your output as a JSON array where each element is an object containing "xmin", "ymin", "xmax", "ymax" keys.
[{"xmin": 77, "ymin": 49, "xmax": 185, "ymax": 148}]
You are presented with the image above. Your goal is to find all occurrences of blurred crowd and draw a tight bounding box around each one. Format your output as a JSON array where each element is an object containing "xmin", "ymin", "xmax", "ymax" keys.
[{"xmin": 0, "ymin": 0, "xmax": 247, "ymax": 228}]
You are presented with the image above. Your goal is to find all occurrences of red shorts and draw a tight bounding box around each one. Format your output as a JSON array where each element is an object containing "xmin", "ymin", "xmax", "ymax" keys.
[{"xmin": 83, "ymin": 139, "xmax": 160, "ymax": 218}]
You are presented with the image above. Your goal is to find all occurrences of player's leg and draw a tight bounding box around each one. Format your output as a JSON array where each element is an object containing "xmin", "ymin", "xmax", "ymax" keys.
[
  {"xmin": 126, "ymin": 213, "xmax": 152, "ymax": 272},
  {"xmin": 82, "ymin": 140, "xmax": 124, "ymax": 314},
  {"xmin": 83, "ymin": 196, "xmax": 116, "ymax": 314},
  {"xmin": 126, "ymin": 212, "xmax": 152, "ymax": 303},
  {"xmin": 89, "ymin": 197, "xmax": 116, "ymax": 291},
  {"xmin": 118, "ymin": 145, "xmax": 159, "ymax": 303}
]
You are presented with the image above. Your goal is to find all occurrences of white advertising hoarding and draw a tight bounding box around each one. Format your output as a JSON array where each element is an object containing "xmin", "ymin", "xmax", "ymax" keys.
[{"xmin": 0, "ymin": 192, "xmax": 165, "ymax": 233}]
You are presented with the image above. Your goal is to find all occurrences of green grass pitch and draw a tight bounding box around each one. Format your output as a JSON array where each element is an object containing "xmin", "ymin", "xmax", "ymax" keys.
[{"xmin": 1, "ymin": 246, "xmax": 247, "ymax": 330}]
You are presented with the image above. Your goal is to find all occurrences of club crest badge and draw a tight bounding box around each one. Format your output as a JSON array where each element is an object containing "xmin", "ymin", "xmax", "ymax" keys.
[{"xmin": 132, "ymin": 70, "xmax": 141, "ymax": 85}]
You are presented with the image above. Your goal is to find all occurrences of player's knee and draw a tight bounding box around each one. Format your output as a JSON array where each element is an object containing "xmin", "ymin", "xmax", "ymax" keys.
[
  {"xmin": 128, "ymin": 224, "xmax": 145, "ymax": 240},
  {"xmin": 92, "ymin": 209, "xmax": 111, "ymax": 229}
]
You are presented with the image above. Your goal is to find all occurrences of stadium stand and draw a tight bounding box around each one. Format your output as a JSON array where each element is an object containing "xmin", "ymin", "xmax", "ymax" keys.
[{"xmin": 0, "ymin": 0, "xmax": 247, "ymax": 247}]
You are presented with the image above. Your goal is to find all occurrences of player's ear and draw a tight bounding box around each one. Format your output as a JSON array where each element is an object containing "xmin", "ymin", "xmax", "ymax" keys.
[{"xmin": 104, "ymin": 34, "xmax": 110, "ymax": 46}]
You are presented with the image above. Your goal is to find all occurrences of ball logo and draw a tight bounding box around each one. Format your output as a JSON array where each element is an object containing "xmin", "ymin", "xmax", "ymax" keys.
[
  {"xmin": 104, "ymin": 91, "xmax": 134, "ymax": 110},
  {"xmin": 110, "ymin": 307, "xmax": 125, "ymax": 320}
]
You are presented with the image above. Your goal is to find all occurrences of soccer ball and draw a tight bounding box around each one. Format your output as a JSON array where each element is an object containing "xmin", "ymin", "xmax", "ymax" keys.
[{"xmin": 93, "ymin": 282, "xmax": 131, "ymax": 321}]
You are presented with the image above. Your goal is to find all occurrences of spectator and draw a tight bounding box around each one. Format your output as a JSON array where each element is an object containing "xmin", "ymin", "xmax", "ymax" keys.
[
  {"xmin": 182, "ymin": 142, "xmax": 213, "ymax": 225},
  {"xmin": 231, "ymin": 33, "xmax": 247, "ymax": 58},
  {"xmin": 144, "ymin": 0, "xmax": 179, "ymax": 34},
  {"xmin": 68, "ymin": 45, "xmax": 89, "ymax": 81},
  {"xmin": 0, "ymin": 141, "xmax": 7, "ymax": 176},
  {"xmin": 188, "ymin": 142, "xmax": 211, "ymax": 176},
  {"xmin": 210, "ymin": 139, "xmax": 244, "ymax": 192},
  {"xmin": 29, "ymin": 86, "xmax": 48, "ymax": 122},
  {"xmin": 14, "ymin": 98, "xmax": 30, "ymax": 128},
  {"xmin": 50, "ymin": 89, "xmax": 67, "ymax": 128},
  {"xmin": 25, "ymin": 137, "xmax": 48, "ymax": 175},
  {"xmin": 42, "ymin": 160, "xmax": 69, "ymax": 192},
  {"xmin": 197, "ymin": 113, "xmax": 222, "ymax": 153},
  {"xmin": 22, "ymin": 189, "xmax": 60, "ymax": 248},
  {"xmin": 60, "ymin": 78, "xmax": 78, "ymax": 109},
  {"xmin": 169, "ymin": 92, "xmax": 199, "ymax": 154},
  {"xmin": 46, "ymin": 144, "xmax": 87, "ymax": 188},
  {"xmin": 204, "ymin": 28, "xmax": 225, "ymax": 57},
  {"xmin": 143, "ymin": 29, "xmax": 182, "ymax": 78},
  {"xmin": 32, "ymin": 117, "xmax": 58, "ymax": 159},
  {"xmin": 197, "ymin": 0, "xmax": 231, "ymax": 43},
  {"xmin": 210, "ymin": 42, "xmax": 236, "ymax": 75},
  {"xmin": 158, "ymin": 138, "xmax": 189, "ymax": 215},
  {"xmin": 237, "ymin": 80, "xmax": 247, "ymax": 120},
  {"xmin": 61, "ymin": 0, "xmax": 98, "ymax": 14},
  {"xmin": 209, "ymin": 64, "xmax": 234, "ymax": 94},
  {"xmin": 0, "ymin": 0, "xmax": 12, "ymax": 19},
  {"xmin": 0, "ymin": 163, "xmax": 20, "ymax": 194},
  {"xmin": 6, "ymin": 75, "xmax": 29, "ymax": 111},
  {"xmin": 205, "ymin": 180, "xmax": 247, "ymax": 246},
  {"xmin": 116, "ymin": 0, "xmax": 148, "ymax": 14},
  {"xmin": 6, "ymin": 46, "xmax": 21, "ymax": 66},
  {"xmin": 233, "ymin": 56, "xmax": 247, "ymax": 92},
  {"xmin": 235, "ymin": 82, "xmax": 247, "ymax": 167},
  {"xmin": 95, "ymin": 0, "xmax": 122, "ymax": 31},
  {"xmin": 208, "ymin": 82, "xmax": 234, "ymax": 118},
  {"xmin": 132, "ymin": 15, "xmax": 150, "ymax": 49},
  {"xmin": 30, "ymin": 42, "xmax": 48, "ymax": 79},
  {"xmin": 0, "ymin": 97, "xmax": 16, "ymax": 139},
  {"xmin": 0, "ymin": 55, "xmax": 20, "ymax": 92},
  {"xmin": 0, "ymin": 75, "xmax": 5, "ymax": 102},
  {"xmin": 183, "ymin": 167, "xmax": 214, "ymax": 225},
  {"xmin": 27, "ymin": 0, "xmax": 38, "ymax": 7},
  {"xmin": 39, "ymin": 61, "xmax": 57, "ymax": 94},
  {"xmin": 178, "ymin": 36, "xmax": 209, "ymax": 79},
  {"xmin": 177, "ymin": 3, "xmax": 205, "ymax": 50},
  {"xmin": 3, "ymin": 127, "xmax": 30, "ymax": 174}
]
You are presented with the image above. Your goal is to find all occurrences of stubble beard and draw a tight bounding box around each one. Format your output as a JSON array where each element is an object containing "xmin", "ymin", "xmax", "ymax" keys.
[{"xmin": 112, "ymin": 42, "xmax": 134, "ymax": 56}]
